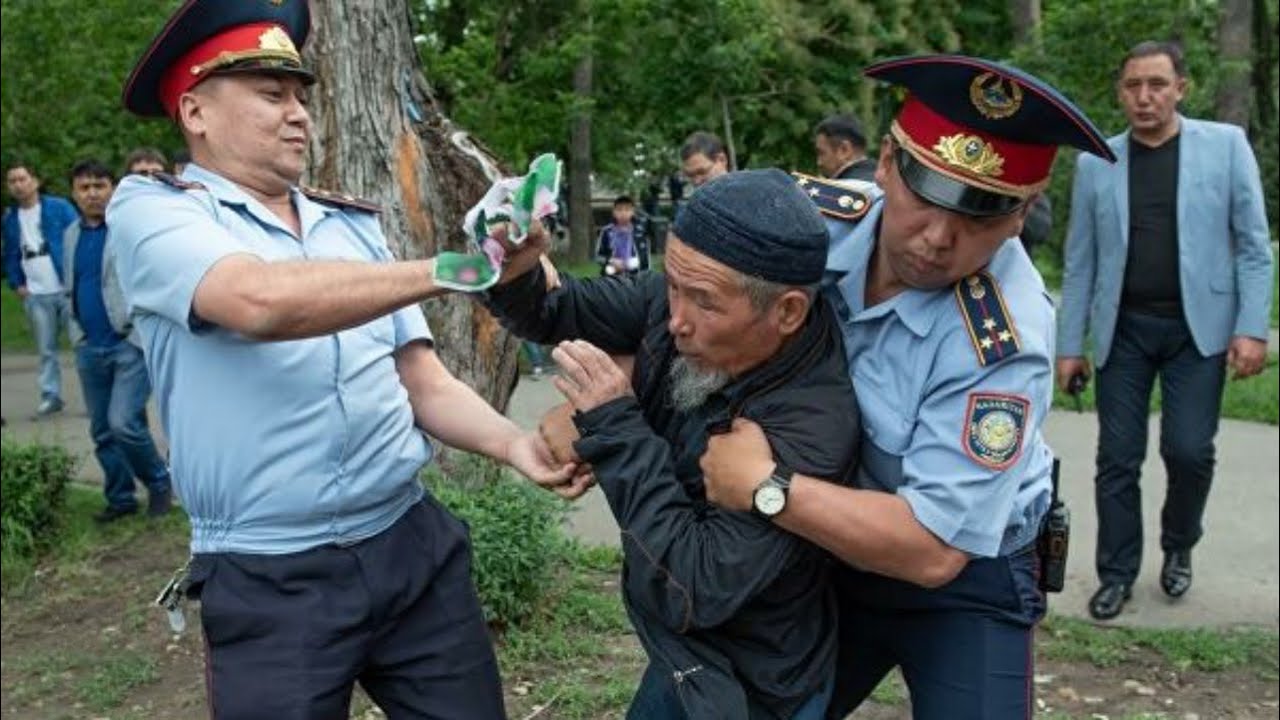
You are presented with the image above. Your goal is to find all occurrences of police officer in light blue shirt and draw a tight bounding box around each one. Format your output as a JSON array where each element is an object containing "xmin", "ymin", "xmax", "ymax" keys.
[
  {"xmin": 701, "ymin": 55, "xmax": 1117, "ymax": 718},
  {"xmin": 108, "ymin": 1, "xmax": 571, "ymax": 717}
]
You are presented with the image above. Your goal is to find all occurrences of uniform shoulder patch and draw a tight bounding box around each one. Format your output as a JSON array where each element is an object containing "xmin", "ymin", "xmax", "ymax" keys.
[
  {"xmin": 300, "ymin": 186, "xmax": 382, "ymax": 213},
  {"xmin": 151, "ymin": 172, "xmax": 206, "ymax": 192},
  {"xmin": 791, "ymin": 172, "xmax": 872, "ymax": 221},
  {"xmin": 954, "ymin": 271, "xmax": 1020, "ymax": 366},
  {"xmin": 963, "ymin": 392, "xmax": 1029, "ymax": 470}
]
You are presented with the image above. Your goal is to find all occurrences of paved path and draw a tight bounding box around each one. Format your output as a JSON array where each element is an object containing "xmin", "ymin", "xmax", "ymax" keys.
[
  {"xmin": 4, "ymin": 352, "xmax": 1276, "ymax": 629},
  {"xmin": 508, "ymin": 371, "xmax": 1280, "ymax": 630}
]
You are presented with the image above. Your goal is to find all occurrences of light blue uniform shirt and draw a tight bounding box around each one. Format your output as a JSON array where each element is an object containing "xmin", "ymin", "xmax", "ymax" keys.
[
  {"xmin": 824, "ymin": 200, "xmax": 1053, "ymax": 557},
  {"xmin": 106, "ymin": 163, "xmax": 431, "ymax": 554}
]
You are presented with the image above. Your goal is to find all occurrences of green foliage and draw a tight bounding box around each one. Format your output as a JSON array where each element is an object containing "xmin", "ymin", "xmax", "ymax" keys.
[
  {"xmin": 425, "ymin": 455, "xmax": 569, "ymax": 627},
  {"xmin": 1, "ymin": 0, "xmax": 180, "ymax": 190},
  {"xmin": 500, "ymin": 541, "xmax": 642, "ymax": 718},
  {"xmin": 1013, "ymin": 0, "xmax": 1279, "ymax": 255},
  {"xmin": 0, "ymin": 436, "xmax": 76, "ymax": 578},
  {"xmin": 1, "ymin": 286, "xmax": 35, "ymax": 353},
  {"xmin": 1039, "ymin": 614, "xmax": 1280, "ymax": 673},
  {"xmin": 419, "ymin": 0, "xmax": 978, "ymax": 193}
]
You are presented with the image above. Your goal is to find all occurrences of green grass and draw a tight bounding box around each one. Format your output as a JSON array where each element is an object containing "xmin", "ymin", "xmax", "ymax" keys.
[
  {"xmin": 867, "ymin": 670, "xmax": 907, "ymax": 705},
  {"xmin": 499, "ymin": 541, "xmax": 644, "ymax": 719},
  {"xmin": 1272, "ymin": 254, "xmax": 1279, "ymax": 329},
  {"xmin": 1051, "ymin": 353, "xmax": 1279, "ymax": 425},
  {"xmin": 1, "ymin": 284, "xmax": 34, "ymax": 352},
  {"xmin": 6, "ymin": 485, "xmax": 1280, "ymax": 717},
  {"xmin": 555, "ymin": 252, "xmax": 665, "ymax": 280},
  {"xmin": 6, "ymin": 648, "xmax": 159, "ymax": 712},
  {"xmin": 1038, "ymin": 614, "xmax": 1279, "ymax": 675},
  {"xmin": 3, "ymin": 484, "xmax": 189, "ymax": 596}
]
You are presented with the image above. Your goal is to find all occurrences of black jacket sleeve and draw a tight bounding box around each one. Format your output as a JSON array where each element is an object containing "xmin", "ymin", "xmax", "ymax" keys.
[
  {"xmin": 573, "ymin": 397, "xmax": 815, "ymax": 634},
  {"xmin": 482, "ymin": 264, "xmax": 664, "ymax": 354}
]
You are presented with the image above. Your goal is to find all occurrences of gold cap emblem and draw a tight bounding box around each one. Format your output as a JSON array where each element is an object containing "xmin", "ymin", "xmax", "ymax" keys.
[
  {"xmin": 969, "ymin": 72, "xmax": 1023, "ymax": 120},
  {"xmin": 933, "ymin": 134, "xmax": 1005, "ymax": 177},
  {"xmin": 259, "ymin": 26, "xmax": 298, "ymax": 55}
]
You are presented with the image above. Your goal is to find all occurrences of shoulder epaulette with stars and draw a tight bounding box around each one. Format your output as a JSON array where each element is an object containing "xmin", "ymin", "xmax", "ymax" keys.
[
  {"xmin": 954, "ymin": 271, "xmax": 1021, "ymax": 366},
  {"xmin": 300, "ymin": 186, "xmax": 382, "ymax": 213},
  {"xmin": 791, "ymin": 172, "xmax": 872, "ymax": 222},
  {"xmin": 151, "ymin": 172, "xmax": 206, "ymax": 192}
]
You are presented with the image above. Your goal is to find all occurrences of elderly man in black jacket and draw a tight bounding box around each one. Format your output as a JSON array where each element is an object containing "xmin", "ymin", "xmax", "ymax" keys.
[{"xmin": 485, "ymin": 169, "xmax": 859, "ymax": 720}]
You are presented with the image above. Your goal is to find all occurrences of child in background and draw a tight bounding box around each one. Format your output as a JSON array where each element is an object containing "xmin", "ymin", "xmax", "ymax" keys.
[{"xmin": 596, "ymin": 195, "xmax": 640, "ymax": 276}]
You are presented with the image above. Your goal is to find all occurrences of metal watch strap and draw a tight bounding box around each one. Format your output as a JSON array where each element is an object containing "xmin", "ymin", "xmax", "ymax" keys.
[
  {"xmin": 752, "ymin": 461, "xmax": 795, "ymax": 519},
  {"xmin": 770, "ymin": 461, "xmax": 794, "ymax": 491}
]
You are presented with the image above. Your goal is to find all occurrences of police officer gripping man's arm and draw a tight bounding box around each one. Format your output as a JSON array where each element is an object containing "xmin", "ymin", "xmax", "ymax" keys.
[
  {"xmin": 700, "ymin": 55, "xmax": 1117, "ymax": 719},
  {"xmin": 106, "ymin": 2, "xmax": 570, "ymax": 716}
]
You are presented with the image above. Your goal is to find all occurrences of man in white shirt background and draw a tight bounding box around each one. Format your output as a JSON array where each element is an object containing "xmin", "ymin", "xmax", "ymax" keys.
[{"xmin": 3, "ymin": 162, "xmax": 80, "ymax": 416}]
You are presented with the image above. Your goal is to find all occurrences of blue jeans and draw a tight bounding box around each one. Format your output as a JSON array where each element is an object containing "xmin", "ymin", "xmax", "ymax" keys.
[
  {"xmin": 627, "ymin": 662, "xmax": 831, "ymax": 720},
  {"xmin": 1094, "ymin": 310, "xmax": 1226, "ymax": 584},
  {"xmin": 75, "ymin": 341, "xmax": 171, "ymax": 510},
  {"xmin": 23, "ymin": 292, "xmax": 68, "ymax": 402}
]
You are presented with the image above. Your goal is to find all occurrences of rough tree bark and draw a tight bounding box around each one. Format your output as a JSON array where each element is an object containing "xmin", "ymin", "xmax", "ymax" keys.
[
  {"xmin": 1216, "ymin": 0, "xmax": 1253, "ymax": 130},
  {"xmin": 1009, "ymin": 0, "xmax": 1041, "ymax": 49},
  {"xmin": 303, "ymin": 2, "xmax": 523, "ymax": 412}
]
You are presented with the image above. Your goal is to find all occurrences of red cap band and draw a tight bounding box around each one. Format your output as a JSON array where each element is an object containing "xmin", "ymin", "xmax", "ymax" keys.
[
  {"xmin": 892, "ymin": 95, "xmax": 1057, "ymax": 197},
  {"xmin": 158, "ymin": 22, "xmax": 301, "ymax": 117}
]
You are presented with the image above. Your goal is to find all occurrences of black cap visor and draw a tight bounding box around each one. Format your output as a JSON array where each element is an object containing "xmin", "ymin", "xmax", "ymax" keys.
[
  {"xmin": 209, "ymin": 58, "xmax": 316, "ymax": 86},
  {"xmin": 895, "ymin": 148, "xmax": 1025, "ymax": 217}
]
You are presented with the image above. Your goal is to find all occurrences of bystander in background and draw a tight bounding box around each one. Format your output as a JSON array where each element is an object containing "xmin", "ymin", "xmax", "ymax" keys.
[
  {"xmin": 63, "ymin": 159, "xmax": 172, "ymax": 523},
  {"xmin": 3, "ymin": 162, "xmax": 78, "ymax": 417}
]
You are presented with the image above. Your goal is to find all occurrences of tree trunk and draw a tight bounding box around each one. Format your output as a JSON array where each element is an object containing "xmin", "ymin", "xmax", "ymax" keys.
[
  {"xmin": 304, "ymin": 2, "xmax": 523, "ymax": 413},
  {"xmin": 569, "ymin": 12, "xmax": 595, "ymax": 265},
  {"xmin": 1009, "ymin": 0, "xmax": 1042, "ymax": 48},
  {"xmin": 1251, "ymin": 0, "xmax": 1275, "ymax": 136},
  {"xmin": 720, "ymin": 95, "xmax": 738, "ymax": 171},
  {"xmin": 1216, "ymin": 0, "xmax": 1253, "ymax": 129}
]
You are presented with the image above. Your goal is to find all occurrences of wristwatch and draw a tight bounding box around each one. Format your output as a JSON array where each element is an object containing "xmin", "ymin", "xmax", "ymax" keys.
[{"xmin": 752, "ymin": 462, "xmax": 794, "ymax": 519}]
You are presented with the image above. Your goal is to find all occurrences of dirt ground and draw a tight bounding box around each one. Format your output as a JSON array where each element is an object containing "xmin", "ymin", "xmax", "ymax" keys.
[{"xmin": 2, "ymin": 529, "xmax": 1277, "ymax": 720}]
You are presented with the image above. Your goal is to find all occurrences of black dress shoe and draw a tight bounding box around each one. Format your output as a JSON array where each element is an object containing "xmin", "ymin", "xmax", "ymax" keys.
[
  {"xmin": 1088, "ymin": 582, "xmax": 1132, "ymax": 620},
  {"xmin": 1161, "ymin": 550, "xmax": 1193, "ymax": 598},
  {"xmin": 94, "ymin": 505, "xmax": 138, "ymax": 524}
]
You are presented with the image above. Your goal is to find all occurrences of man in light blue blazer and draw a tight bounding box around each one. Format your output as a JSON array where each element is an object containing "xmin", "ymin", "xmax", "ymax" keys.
[{"xmin": 1057, "ymin": 41, "xmax": 1274, "ymax": 621}]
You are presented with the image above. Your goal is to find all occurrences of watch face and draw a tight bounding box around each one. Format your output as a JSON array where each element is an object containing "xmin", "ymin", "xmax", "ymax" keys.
[{"xmin": 754, "ymin": 485, "xmax": 786, "ymax": 516}]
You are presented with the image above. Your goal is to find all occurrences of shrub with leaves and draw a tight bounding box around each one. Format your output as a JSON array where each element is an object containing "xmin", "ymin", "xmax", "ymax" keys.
[
  {"xmin": 1, "ymin": 436, "xmax": 76, "ymax": 563},
  {"xmin": 425, "ymin": 455, "xmax": 569, "ymax": 629}
]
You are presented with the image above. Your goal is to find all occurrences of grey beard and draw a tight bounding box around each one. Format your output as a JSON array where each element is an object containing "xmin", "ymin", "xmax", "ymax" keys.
[{"xmin": 669, "ymin": 356, "xmax": 731, "ymax": 412}]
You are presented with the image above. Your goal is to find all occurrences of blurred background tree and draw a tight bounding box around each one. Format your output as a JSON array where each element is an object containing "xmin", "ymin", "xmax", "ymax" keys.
[{"xmin": 4, "ymin": 0, "xmax": 1276, "ymax": 264}]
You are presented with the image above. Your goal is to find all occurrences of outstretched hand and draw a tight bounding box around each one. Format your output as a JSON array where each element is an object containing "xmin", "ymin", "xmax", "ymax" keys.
[
  {"xmin": 506, "ymin": 429, "xmax": 594, "ymax": 501},
  {"xmin": 551, "ymin": 340, "xmax": 634, "ymax": 413},
  {"xmin": 504, "ymin": 430, "xmax": 575, "ymax": 487}
]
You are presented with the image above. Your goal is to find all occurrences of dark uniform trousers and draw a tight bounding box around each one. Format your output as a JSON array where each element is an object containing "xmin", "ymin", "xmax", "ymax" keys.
[
  {"xmin": 825, "ymin": 547, "xmax": 1044, "ymax": 720},
  {"xmin": 1094, "ymin": 310, "xmax": 1226, "ymax": 585},
  {"xmin": 188, "ymin": 496, "xmax": 505, "ymax": 720}
]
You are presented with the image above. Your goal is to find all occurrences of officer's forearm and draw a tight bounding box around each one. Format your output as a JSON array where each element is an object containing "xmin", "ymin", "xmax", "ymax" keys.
[
  {"xmin": 193, "ymin": 254, "xmax": 451, "ymax": 341},
  {"xmin": 775, "ymin": 475, "xmax": 968, "ymax": 588}
]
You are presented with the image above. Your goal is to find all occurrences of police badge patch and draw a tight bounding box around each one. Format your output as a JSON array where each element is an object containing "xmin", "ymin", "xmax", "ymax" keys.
[{"xmin": 964, "ymin": 392, "xmax": 1029, "ymax": 470}]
